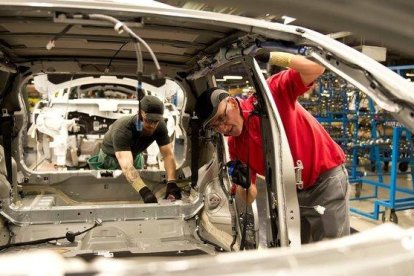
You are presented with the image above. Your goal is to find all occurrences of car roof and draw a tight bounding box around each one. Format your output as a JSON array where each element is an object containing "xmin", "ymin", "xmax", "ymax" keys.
[{"xmin": 1, "ymin": 0, "xmax": 413, "ymax": 131}]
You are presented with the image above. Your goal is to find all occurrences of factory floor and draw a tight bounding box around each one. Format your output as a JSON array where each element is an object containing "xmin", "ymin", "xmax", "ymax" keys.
[{"xmin": 349, "ymin": 169, "xmax": 414, "ymax": 232}]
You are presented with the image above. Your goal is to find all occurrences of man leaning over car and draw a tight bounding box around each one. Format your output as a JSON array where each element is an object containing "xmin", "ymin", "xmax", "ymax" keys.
[
  {"xmin": 195, "ymin": 52, "xmax": 350, "ymax": 243},
  {"xmin": 93, "ymin": 95, "xmax": 181, "ymax": 204}
]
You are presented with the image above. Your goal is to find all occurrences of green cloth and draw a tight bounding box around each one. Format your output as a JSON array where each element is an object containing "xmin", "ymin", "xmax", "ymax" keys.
[{"xmin": 88, "ymin": 149, "xmax": 143, "ymax": 170}]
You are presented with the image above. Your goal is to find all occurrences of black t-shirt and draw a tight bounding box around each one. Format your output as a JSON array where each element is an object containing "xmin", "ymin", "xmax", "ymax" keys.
[{"xmin": 101, "ymin": 115, "xmax": 170, "ymax": 157}]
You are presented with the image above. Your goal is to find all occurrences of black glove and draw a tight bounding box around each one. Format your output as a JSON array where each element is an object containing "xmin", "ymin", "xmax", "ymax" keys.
[
  {"xmin": 226, "ymin": 160, "xmax": 250, "ymax": 189},
  {"xmin": 255, "ymin": 52, "xmax": 270, "ymax": 63},
  {"xmin": 165, "ymin": 181, "xmax": 182, "ymax": 200},
  {"xmin": 139, "ymin": 187, "xmax": 158, "ymax": 203}
]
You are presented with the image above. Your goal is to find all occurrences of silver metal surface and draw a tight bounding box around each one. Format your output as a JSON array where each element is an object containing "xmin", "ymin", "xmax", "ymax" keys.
[
  {"xmin": 0, "ymin": 0, "xmax": 412, "ymax": 260},
  {"xmin": 249, "ymin": 57, "xmax": 301, "ymax": 247}
]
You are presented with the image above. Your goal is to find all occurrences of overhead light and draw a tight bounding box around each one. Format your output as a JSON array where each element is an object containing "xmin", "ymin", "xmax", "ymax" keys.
[
  {"xmin": 327, "ymin": 31, "xmax": 352, "ymax": 39},
  {"xmin": 281, "ymin": 15, "xmax": 296, "ymax": 25},
  {"xmin": 216, "ymin": 78, "xmax": 226, "ymax": 82},
  {"xmin": 406, "ymin": 72, "xmax": 414, "ymax": 77},
  {"xmin": 223, "ymin": 75, "xmax": 243, "ymax": 80}
]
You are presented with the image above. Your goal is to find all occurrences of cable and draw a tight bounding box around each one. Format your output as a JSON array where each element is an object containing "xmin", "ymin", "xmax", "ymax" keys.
[
  {"xmin": 87, "ymin": 14, "xmax": 162, "ymax": 77},
  {"xmin": 134, "ymin": 42, "xmax": 144, "ymax": 75},
  {"xmin": 46, "ymin": 24, "xmax": 74, "ymax": 50},
  {"xmin": 229, "ymin": 197, "xmax": 237, "ymax": 251},
  {"xmin": 134, "ymin": 41, "xmax": 144, "ymax": 127},
  {"xmin": 0, "ymin": 219, "xmax": 102, "ymax": 251},
  {"xmin": 239, "ymin": 192, "xmax": 249, "ymax": 250},
  {"xmin": 105, "ymin": 39, "xmax": 131, "ymax": 72}
]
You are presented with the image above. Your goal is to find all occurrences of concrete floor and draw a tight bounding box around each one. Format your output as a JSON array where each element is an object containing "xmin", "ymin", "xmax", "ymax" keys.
[{"xmin": 349, "ymin": 170, "xmax": 414, "ymax": 232}]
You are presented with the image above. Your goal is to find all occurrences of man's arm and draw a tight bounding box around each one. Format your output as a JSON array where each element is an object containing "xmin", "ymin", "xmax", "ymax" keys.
[
  {"xmin": 258, "ymin": 52, "xmax": 325, "ymax": 85},
  {"xmin": 159, "ymin": 143, "xmax": 176, "ymax": 181},
  {"xmin": 159, "ymin": 143, "xmax": 182, "ymax": 200},
  {"xmin": 287, "ymin": 54, "xmax": 325, "ymax": 85},
  {"xmin": 115, "ymin": 150, "xmax": 146, "ymax": 192}
]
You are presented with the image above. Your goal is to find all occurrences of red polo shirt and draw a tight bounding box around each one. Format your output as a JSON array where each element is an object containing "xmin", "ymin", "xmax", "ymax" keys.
[{"xmin": 228, "ymin": 69, "xmax": 345, "ymax": 189}]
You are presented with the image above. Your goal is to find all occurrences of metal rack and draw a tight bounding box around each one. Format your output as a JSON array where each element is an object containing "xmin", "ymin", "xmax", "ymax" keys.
[
  {"xmin": 350, "ymin": 122, "xmax": 414, "ymax": 223},
  {"xmin": 300, "ymin": 72, "xmax": 354, "ymax": 150}
]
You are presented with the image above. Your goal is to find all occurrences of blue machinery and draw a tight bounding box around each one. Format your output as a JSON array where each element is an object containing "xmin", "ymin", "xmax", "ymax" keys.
[{"xmin": 300, "ymin": 67, "xmax": 414, "ymax": 223}]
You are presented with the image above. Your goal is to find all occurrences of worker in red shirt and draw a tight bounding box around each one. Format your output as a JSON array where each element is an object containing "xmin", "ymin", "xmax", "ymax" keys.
[{"xmin": 195, "ymin": 52, "xmax": 350, "ymax": 243}]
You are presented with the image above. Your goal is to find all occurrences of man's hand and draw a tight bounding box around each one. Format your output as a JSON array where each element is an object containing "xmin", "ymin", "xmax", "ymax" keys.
[
  {"xmin": 226, "ymin": 160, "xmax": 250, "ymax": 189},
  {"xmin": 255, "ymin": 52, "xmax": 270, "ymax": 63},
  {"xmin": 165, "ymin": 181, "xmax": 182, "ymax": 200},
  {"xmin": 139, "ymin": 187, "xmax": 158, "ymax": 203}
]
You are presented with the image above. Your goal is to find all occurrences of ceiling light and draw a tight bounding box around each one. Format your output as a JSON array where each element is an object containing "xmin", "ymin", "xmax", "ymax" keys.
[
  {"xmin": 281, "ymin": 15, "xmax": 296, "ymax": 25},
  {"xmin": 327, "ymin": 31, "xmax": 352, "ymax": 39},
  {"xmin": 223, "ymin": 75, "xmax": 243, "ymax": 80},
  {"xmin": 216, "ymin": 78, "xmax": 226, "ymax": 82},
  {"xmin": 406, "ymin": 72, "xmax": 414, "ymax": 77}
]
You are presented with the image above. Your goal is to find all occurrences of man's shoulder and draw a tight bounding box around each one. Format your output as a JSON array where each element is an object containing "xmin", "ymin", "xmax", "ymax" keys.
[
  {"xmin": 237, "ymin": 97, "xmax": 257, "ymax": 119},
  {"xmin": 108, "ymin": 115, "xmax": 135, "ymax": 138},
  {"xmin": 155, "ymin": 120, "xmax": 168, "ymax": 133},
  {"xmin": 112, "ymin": 115, "xmax": 135, "ymax": 129},
  {"xmin": 237, "ymin": 97, "xmax": 254, "ymax": 109}
]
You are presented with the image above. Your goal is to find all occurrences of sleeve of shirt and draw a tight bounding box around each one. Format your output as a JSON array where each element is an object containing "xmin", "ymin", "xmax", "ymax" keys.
[
  {"xmin": 112, "ymin": 129, "xmax": 132, "ymax": 152},
  {"xmin": 155, "ymin": 122, "xmax": 171, "ymax": 147},
  {"xmin": 266, "ymin": 69, "xmax": 314, "ymax": 104}
]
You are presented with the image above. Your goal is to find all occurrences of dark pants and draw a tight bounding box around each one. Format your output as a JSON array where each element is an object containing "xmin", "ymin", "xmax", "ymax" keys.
[{"xmin": 297, "ymin": 164, "xmax": 350, "ymax": 244}]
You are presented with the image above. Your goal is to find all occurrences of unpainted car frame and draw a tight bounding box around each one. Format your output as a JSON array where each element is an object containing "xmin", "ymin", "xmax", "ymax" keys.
[{"xmin": 0, "ymin": 0, "xmax": 413, "ymax": 258}]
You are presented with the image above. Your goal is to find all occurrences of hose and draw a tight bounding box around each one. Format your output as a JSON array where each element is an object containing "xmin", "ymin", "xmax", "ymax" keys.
[{"xmin": 88, "ymin": 14, "xmax": 162, "ymax": 76}]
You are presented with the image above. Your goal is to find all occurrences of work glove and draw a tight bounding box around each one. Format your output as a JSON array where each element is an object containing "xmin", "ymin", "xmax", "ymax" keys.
[
  {"xmin": 165, "ymin": 181, "xmax": 182, "ymax": 200},
  {"xmin": 139, "ymin": 187, "xmax": 158, "ymax": 204},
  {"xmin": 255, "ymin": 52, "xmax": 270, "ymax": 63},
  {"xmin": 256, "ymin": 52, "xmax": 294, "ymax": 68},
  {"xmin": 226, "ymin": 160, "xmax": 250, "ymax": 189}
]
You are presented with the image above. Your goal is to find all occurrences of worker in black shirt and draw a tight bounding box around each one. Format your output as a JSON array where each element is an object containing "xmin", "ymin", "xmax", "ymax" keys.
[{"xmin": 97, "ymin": 95, "xmax": 181, "ymax": 203}]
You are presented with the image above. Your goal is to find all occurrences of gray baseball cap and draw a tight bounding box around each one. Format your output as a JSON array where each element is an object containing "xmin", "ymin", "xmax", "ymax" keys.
[
  {"xmin": 195, "ymin": 87, "xmax": 229, "ymax": 129},
  {"xmin": 140, "ymin": 95, "xmax": 164, "ymax": 121}
]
